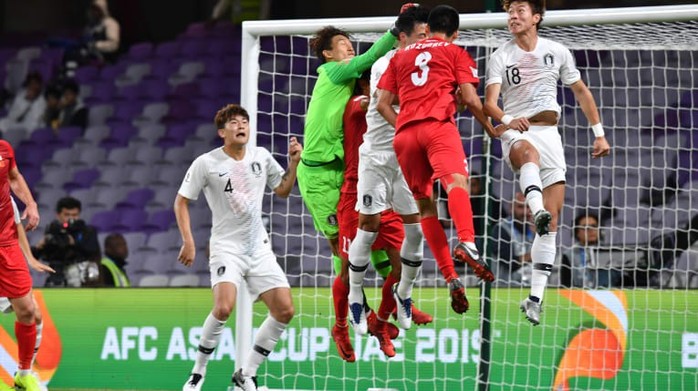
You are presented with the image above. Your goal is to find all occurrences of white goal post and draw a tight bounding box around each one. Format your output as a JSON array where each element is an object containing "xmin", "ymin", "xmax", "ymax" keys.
[{"xmin": 236, "ymin": 5, "xmax": 698, "ymax": 390}]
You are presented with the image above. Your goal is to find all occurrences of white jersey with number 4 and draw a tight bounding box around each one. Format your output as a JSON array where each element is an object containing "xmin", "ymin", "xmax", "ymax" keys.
[
  {"xmin": 486, "ymin": 37, "xmax": 581, "ymax": 119},
  {"xmin": 364, "ymin": 49, "xmax": 399, "ymax": 152},
  {"xmin": 178, "ymin": 146, "xmax": 284, "ymax": 257}
]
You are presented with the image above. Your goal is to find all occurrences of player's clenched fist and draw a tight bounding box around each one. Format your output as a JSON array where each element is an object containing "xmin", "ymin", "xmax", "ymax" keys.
[{"xmin": 288, "ymin": 136, "xmax": 303, "ymax": 163}]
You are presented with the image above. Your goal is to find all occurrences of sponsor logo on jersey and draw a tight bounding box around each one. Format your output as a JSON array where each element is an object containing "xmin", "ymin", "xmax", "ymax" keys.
[
  {"xmin": 217, "ymin": 266, "xmax": 226, "ymax": 276},
  {"xmin": 363, "ymin": 195, "xmax": 373, "ymax": 207},
  {"xmin": 251, "ymin": 162, "xmax": 262, "ymax": 177}
]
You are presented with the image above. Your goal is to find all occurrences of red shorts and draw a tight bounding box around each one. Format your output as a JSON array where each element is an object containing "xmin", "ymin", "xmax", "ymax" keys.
[
  {"xmin": 0, "ymin": 243, "xmax": 32, "ymax": 298},
  {"xmin": 337, "ymin": 192, "xmax": 405, "ymax": 260},
  {"xmin": 394, "ymin": 119, "xmax": 468, "ymax": 199}
]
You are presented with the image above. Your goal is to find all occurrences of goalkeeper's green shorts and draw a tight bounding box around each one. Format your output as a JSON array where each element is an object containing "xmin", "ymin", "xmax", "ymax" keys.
[{"xmin": 297, "ymin": 158, "xmax": 344, "ymax": 240}]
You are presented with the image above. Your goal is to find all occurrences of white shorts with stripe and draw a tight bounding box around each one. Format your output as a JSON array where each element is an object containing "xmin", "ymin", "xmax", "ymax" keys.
[{"xmin": 501, "ymin": 125, "xmax": 567, "ymax": 188}]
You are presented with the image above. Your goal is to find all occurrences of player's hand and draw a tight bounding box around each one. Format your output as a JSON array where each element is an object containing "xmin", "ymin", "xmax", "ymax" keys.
[
  {"xmin": 591, "ymin": 136, "xmax": 611, "ymax": 158},
  {"xmin": 491, "ymin": 123, "xmax": 507, "ymax": 138},
  {"xmin": 28, "ymin": 257, "xmax": 55, "ymax": 273},
  {"xmin": 22, "ymin": 203, "xmax": 39, "ymax": 231},
  {"xmin": 177, "ymin": 241, "xmax": 196, "ymax": 267},
  {"xmin": 288, "ymin": 136, "xmax": 302, "ymax": 164},
  {"xmin": 509, "ymin": 117, "xmax": 530, "ymax": 132},
  {"xmin": 400, "ymin": 3, "xmax": 419, "ymax": 14}
]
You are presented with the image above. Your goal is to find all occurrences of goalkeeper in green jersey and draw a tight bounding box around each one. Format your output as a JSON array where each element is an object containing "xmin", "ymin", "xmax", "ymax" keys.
[{"xmin": 297, "ymin": 4, "xmax": 418, "ymax": 274}]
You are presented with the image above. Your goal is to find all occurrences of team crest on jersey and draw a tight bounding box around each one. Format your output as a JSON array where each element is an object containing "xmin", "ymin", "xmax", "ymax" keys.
[
  {"xmin": 250, "ymin": 161, "xmax": 262, "ymax": 177},
  {"xmin": 217, "ymin": 266, "xmax": 226, "ymax": 276},
  {"xmin": 544, "ymin": 53, "xmax": 554, "ymax": 67},
  {"xmin": 363, "ymin": 195, "xmax": 373, "ymax": 208},
  {"xmin": 327, "ymin": 214, "xmax": 337, "ymax": 226}
]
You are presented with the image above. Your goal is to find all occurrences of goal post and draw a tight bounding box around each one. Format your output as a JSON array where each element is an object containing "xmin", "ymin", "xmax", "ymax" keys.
[{"xmin": 238, "ymin": 5, "xmax": 698, "ymax": 390}]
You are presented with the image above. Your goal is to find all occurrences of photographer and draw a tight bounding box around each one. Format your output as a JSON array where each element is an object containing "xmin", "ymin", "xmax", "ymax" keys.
[{"xmin": 33, "ymin": 197, "xmax": 101, "ymax": 287}]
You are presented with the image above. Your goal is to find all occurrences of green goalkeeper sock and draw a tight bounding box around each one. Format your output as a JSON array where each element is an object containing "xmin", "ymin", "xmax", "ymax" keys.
[
  {"xmin": 332, "ymin": 254, "xmax": 343, "ymax": 276},
  {"xmin": 370, "ymin": 250, "xmax": 392, "ymax": 279}
]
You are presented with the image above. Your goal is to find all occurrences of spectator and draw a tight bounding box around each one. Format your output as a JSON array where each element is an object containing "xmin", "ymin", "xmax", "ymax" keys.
[
  {"xmin": 56, "ymin": 80, "xmax": 88, "ymax": 130},
  {"xmin": 489, "ymin": 192, "xmax": 535, "ymax": 286},
  {"xmin": 33, "ymin": 197, "xmax": 101, "ymax": 287},
  {"xmin": 42, "ymin": 83, "xmax": 62, "ymax": 130},
  {"xmin": 0, "ymin": 71, "xmax": 47, "ymax": 136},
  {"xmin": 83, "ymin": 0, "xmax": 120, "ymax": 64},
  {"xmin": 560, "ymin": 212, "xmax": 621, "ymax": 288},
  {"xmin": 99, "ymin": 233, "xmax": 130, "ymax": 287}
]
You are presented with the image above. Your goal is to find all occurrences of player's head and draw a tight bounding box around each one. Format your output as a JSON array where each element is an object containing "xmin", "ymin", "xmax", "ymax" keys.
[
  {"xmin": 427, "ymin": 5, "xmax": 460, "ymax": 40},
  {"xmin": 55, "ymin": 196, "xmax": 82, "ymax": 223},
  {"xmin": 215, "ymin": 104, "xmax": 250, "ymax": 146},
  {"xmin": 310, "ymin": 26, "xmax": 354, "ymax": 63},
  {"xmin": 503, "ymin": 0, "xmax": 545, "ymax": 33},
  {"xmin": 353, "ymin": 70, "xmax": 370, "ymax": 97},
  {"xmin": 395, "ymin": 5, "xmax": 430, "ymax": 46},
  {"xmin": 574, "ymin": 212, "xmax": 600, "ymax": 245},
  {"xmin": 511, "ymin": 192, "xmax": 530, "ymax": 223}
]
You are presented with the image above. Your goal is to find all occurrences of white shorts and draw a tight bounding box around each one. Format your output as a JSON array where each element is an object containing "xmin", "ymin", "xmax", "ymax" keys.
[
  {"xmin": 0, "ymin": 297, "xmax": 12, "ymax": 314},
  {"xmin": 208, "ymin": 248, "xmax": 290, "ymax": 302},
  {"xmin": 356, "ymin": 145, "xmax": 419, "ymax": 216},
  {"xmin": 501, "ymin": 125, "xmax": 567, "ymax": 188}
]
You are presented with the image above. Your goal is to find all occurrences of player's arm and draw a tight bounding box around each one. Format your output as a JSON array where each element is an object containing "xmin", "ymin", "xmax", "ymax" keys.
[
  {"xmin": 11, "ymin": 197, "xmax": 54, "ymax": 273},
  {"xmin": 569, "ymin": 80, "xmax": 610, "ymax": 158},
  {"xmin": 325, "ymin": 32, "xmax": 397, "ymax": 84},
  {"xmin": 174, "ymin": 194, "xmax": 196, "ymax": 266},
  {"xmin": 274, "ymin": 137, "xmax": 303, "ymax": 198},
  {"xmin": 376, "ymin": 88, "xmax": 398, "ymax": 127},
  {"xmin": 459, "ymin": 83, "xmax": 503, "ymax": 139},
  {"xmin": 8, "ymin": 166, "xmax": 39, "ymax": 230}
]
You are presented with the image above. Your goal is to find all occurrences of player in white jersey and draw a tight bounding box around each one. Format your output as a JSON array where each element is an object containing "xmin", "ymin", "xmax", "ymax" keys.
[
  {"xmin": 347, "ymin": 5, "xmax": 429, "ymax": 334},
  {"xmin": 484, "ymin": 0, "xmax": 610, "ymax": 325},
  {"xmin": 176, "ymin": 104, "xmax": 302, "ymax": 391}
]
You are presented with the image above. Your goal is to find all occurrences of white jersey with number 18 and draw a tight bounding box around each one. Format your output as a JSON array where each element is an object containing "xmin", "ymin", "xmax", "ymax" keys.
[{"xmin": 486, "ymin": 37, "xmax": 581, "ymax": 119}]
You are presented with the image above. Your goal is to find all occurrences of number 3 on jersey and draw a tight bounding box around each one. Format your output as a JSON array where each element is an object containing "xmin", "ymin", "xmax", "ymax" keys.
[{"xmin": 411, "ymin": 51, "xmax": 432, "ymax": 86}]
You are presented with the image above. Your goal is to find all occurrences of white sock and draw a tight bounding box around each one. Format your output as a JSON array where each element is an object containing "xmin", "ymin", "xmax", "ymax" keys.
[
  {"xmin": 192, "ymin": 313, "xmax": 226, "ymax": 376},
  {"xmin": 243, "ymin": 315, "xmax": 287, "ymax": 377},
  {"xmin": 398, "ymin": 223, "xmax": 423, "ymax": 299},
  {"xmin": 347, "ymin": 229, "xmax": 378, "ymax": 305},
  {"xmin": 519, "ymin": 162, "xmax": 545, "ymax": 215},
  {"xmin": 31, "ymin": 321, "xmax": 43, "ymax": 366},
  {"xmin": 530, "ymin": 232, "xmax": 557, "ymax": 301}
]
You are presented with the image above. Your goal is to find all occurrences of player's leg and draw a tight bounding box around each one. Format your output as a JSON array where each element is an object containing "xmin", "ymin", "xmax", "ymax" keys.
[
  {"xmin": 346, "ymin": 212, "xmax": 380, "ymax": 334},
  {"xmin": 31, "ymin": 295, "xmax": 42, "ymax": 367},
  {"xmin": 10, "ymin": 293, "xmax": 39, "ymax": 391},
  {"xmin": 427, "ymin": 121, "xmax": 493, "ymax": 282},
  {"xmin": 333, "ymin": 200, "xmax": 357, "ymax": 362},
  {"xmin": 507, "ymin": 134, "xmax": 550, "ymax": 235},
  {"xmin": 234, "ymin": 257, "xmax": 293, "ymax": 389}
]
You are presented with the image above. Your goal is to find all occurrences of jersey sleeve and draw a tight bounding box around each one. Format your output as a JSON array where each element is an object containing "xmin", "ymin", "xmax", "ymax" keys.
[
  {"xmin": 324, "ymin": 31, "xmax": 396, "ymax": 84},
  {"xmin": 455, "ymin": 48, "xmax": 479, "ymax": 87},
  {"xmin": 1, "ymin": 141, "xmax": 17, "ymax": 170},
  {"xmin": 377, "ymin": 57, "xmax": 398, "ymax": 94},
  {"xmin": 370, "ymin": 56, "xmax": 389, "ymax": 98},
  {"xmin": 177, "ymin": 156, "xmax": 207, "ymax": 201},
  {"xmin": 263, "ymin": 148, "xmax": 284, "ymax": 190},
  {"xmin": 559, "ymin": 46, "xmax": 581, "ymax": 85},
  {"xmin": 486, "ymin": 49, "xmax": 504, "ymax": 87}
]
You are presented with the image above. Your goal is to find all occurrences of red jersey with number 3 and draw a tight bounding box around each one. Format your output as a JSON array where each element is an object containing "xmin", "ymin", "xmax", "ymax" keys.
[
  {"xmin": 378, "ymin": 37, "xmax": 479, "ymax": 132},
  {"xmin": 0, "ymin": 141, "xmax": 18, "ymax": 246}
]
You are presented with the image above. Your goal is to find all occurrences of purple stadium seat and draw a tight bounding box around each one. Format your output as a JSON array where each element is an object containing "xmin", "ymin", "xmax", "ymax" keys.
[
  {"xmin": 125, "ymin": 42, "xmax": 153, "ymax": 61},
  {"xmin": 115, "ymin": 188, "xmax": 155, "ymax": 210},
  {"xmin": 99, "ymin": 63, "xmax": 127, "ymax": 80},
  {"xmin": 142, "ymin": 209, "xmax": 176, "ymax": 233},
  {"xmin": 85, "ymin": 81, "xmax": 117, "ymax": 105},
  {"xmin": 157, "ymin": 123, "xmax": 193, "ymax": 149},
  {"xmin": 179, "ymin": 39, "xmax": 207, "ymax": 58},
  {"xmin": 90, "ymin": 210, "xmax": 122, "ymax": 233},
  {"xmin": 170, "ymin": 82, "xmax": 200, "ymax": 99},
  {"xmin": 112, "ymin": 209, "xmax": 149, "ymax": 232},
  {"xmin": 115, "ymin": 84, "xmax": 145, "ymax": 101},
  {"xmin": 154, "ymin": 42, "xmax": 179, "ymax": 58},
  {"xmin": 56, "ymin": 126, "xmax": 83, "ymax": 148},
  {"xmin": 141, "ymin": 79, "xmax": 170, "ymax": 100},
  {"xmin": 182, "ymin": 22, "xmax": 208, "ymax": 38},
  {"xmin": 62, "ymin": 168, "xmax": 100, "ymax": 192},
  {"xmin": 197, "ymin": 77, "xmax": 226, "ymax": 98},
  {"xmin": 74, "ymin": 65, "xmax": 100, "ymax": 84},
  {"xmin": 161, "ymin": 99, "xmax": 196, "ymax": 125},
  {"xmin": 100, "ymin": 122, "xmax": 139, "ymax": 150}
]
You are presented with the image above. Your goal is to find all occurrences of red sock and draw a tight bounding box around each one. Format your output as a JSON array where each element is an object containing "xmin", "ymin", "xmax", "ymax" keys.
[
  {"xmin": 447, "ymin": 187, "xmax": 475, "ymax": 243},
  {"xmin": 332, "ymin": 276, "xmax": 349, "ymax": 327},
  {"xmin": 15, "ymin": 321, "xmax": 36, "ymax": 370},
  {"xmin": 378, "ymin": 273, "xmax": 399, "ymax": 320},
  {"xmin": 421, "ymin": 216, "xmax": 457, "ymax": 282}
]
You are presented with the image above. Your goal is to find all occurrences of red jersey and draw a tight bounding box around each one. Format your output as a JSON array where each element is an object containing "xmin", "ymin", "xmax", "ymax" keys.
[
  {"xmin": 378, "ymin": 37, "xmax": 479, "ymax": 132},
  {"xmin": 0, "ymin": 141, "xmax": 18, "ymax": 246},
  {"xmin": 341, "ymin": 95, "xmax": 368, "ymax": 195}
]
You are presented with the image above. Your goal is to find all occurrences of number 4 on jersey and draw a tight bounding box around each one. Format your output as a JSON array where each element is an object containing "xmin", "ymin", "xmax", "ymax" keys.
[{"xmin": 224, "ymin": 178, "xmax": 234, "ymax": 193}]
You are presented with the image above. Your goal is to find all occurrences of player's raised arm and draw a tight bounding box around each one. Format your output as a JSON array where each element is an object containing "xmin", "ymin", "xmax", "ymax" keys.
[
  {"xmin": 376, "ymin": 88, "xmax": 398, "ymax": 127},
  {"xmin": 458, "ymin": 82, "xmax": 501, "ymax": 139},
  {"xmin": 569, "ymin": 79, "xmax": 611, "ymax": 158},
  {"xmin": 274, "ymin": 137, "xmax": 303, "ymax": 198},
  {"xmin": 174, "ymin": 194, "xmax": 195, "ymax": 266}
]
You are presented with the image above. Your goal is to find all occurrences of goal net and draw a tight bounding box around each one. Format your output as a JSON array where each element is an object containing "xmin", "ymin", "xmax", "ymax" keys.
[{"xmin": 240, "ymin": 5, "xmax": 698, "ymax": 390}]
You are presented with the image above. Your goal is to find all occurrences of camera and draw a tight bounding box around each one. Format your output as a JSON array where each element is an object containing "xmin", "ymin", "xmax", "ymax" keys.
[{"xmin": 41, "ymin": 218, "xmax": 87, "ymax": 263}]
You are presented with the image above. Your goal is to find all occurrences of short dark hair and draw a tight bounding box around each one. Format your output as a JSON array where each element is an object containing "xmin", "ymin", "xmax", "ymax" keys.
[
  {"xmin": 23, "ymin": 71, "xmax": 43, "ymax": 87},
  {"xmin": 395, "ymin": 5, "xmax": 430, "ymax": 36},
  {"xmin": 214, "ymin": 104, "xmax": 249, "ymax": 129},
  {"xmin": 56, "ymin": 196, "xmax": 82, "ymax": 213},
  {"xmin": 62, "ymin": 79, "xmax": 80, "ymax": 95},
  {"xmin": 503, "ymin": 0, "xmax": 545, "ymax": 30},
  {"xmin": 574, "ymin": 212, "xmax": 599, "ymax": 236},
  {"xmin": 427, "ymin": 5, "xmax": 460, "ymax": 37},
  {"xmin": 309, "ymin": 26, "xmax": 351, "ymax": 63}
]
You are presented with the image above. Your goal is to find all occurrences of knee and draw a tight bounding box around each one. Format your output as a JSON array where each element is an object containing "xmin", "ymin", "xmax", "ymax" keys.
[
  {"xmin": 213, "ymin": 304, "xmax": 234, "ymax": 321},
  {"xmin": 274, "ymin": 305, "xmax": 294, "ymax": 324},
  {"xmin": 15, "ymin": 305, "xmax": 35, "ymax": 324}
]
